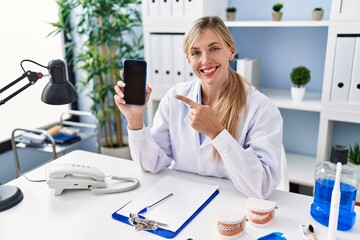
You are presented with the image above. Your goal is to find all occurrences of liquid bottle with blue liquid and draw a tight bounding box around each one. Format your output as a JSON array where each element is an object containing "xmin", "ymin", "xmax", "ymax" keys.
[{"xmin": 310, "ymin": 145, "xmax": 358, "ymax": 231}]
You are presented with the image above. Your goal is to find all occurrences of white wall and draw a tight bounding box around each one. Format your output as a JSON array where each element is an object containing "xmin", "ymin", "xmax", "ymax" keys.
[{"xmin": 0, "ymin": 0, "xmax": 70, "ymax": 143}]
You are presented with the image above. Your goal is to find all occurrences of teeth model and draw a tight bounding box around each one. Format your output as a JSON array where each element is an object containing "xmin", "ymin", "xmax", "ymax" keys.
[
  {"xmin": 249, "ymin": 211, "xmax": 272, "ymax": 223},
  {"xmin": 246, "ymin": 197, "xmax": 276, "ymax": 226}
]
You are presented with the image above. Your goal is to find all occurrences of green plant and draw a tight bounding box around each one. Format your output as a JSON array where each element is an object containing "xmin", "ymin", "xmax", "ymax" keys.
[
  {"xmin": 272, "ymin": 3, "xmax": 283, "ymax": 12},
  {"xmin": 226, "ymin": 7, "xmax": 237, "ymax": 13},
  {"xmin": 349, "ymin": 143, "xmax": 360, "ymax": 165},
  {"xmin": 49, "ymin": 0, "xmax": 143, "ymax": 148},
  {"xmin": 290, "ymin": 66, "xmax": 311, "ymax": 87},
  {"xmin": 314, "ymin": 7, "xmax": 323, "ymax": 11}
]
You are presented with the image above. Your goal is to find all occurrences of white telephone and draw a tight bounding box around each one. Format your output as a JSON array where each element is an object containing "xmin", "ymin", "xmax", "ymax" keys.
[{"xmin": 46, "ymin": 163, "xmax": 139, "ymax": 196}]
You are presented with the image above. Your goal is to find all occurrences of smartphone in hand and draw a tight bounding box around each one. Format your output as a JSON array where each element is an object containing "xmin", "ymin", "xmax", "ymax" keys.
[{"xmin": 122, "ymin": 59, "xmax": 147, "ymax": 105}]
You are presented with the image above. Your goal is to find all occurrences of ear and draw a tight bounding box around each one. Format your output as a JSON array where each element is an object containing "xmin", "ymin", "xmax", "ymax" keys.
[{"xmin": 229, "ymin": 48, "xmax": 236, "ymax": 61}]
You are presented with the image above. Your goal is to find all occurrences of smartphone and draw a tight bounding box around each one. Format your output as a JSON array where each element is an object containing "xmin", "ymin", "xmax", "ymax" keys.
[{"xmin": 122, "ymin": 59, "xmax": 147, "ymax": 105}]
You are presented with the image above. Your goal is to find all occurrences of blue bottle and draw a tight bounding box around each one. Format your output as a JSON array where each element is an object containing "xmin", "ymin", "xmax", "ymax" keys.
[{"xmin": 310, "ymin": 145, "xmax": 358, "ymax": 231}]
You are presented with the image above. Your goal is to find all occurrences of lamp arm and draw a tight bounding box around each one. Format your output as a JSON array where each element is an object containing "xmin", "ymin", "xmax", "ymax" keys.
[
  {"xmin": 0, "ymin": 71, "xmax": 44, "ymax": 106},
  {"xmin": 0, "ymin": 72, "xmax": 27, "ymax": 94}
]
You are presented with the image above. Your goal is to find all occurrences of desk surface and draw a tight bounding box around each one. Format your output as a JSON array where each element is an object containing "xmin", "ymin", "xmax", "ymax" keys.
[{"xmin": 1, "ymin": 150, "xmax": 359, "ymax": 240}]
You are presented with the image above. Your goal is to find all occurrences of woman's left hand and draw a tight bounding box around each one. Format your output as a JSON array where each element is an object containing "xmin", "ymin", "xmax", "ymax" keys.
[{"xmin": 175, "ymin": 95, "xmax": 224, "ymax": 139}]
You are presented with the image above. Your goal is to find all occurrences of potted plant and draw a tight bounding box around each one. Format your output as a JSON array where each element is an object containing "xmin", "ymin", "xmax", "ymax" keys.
[
  {"xmin": 226, "ymin": 7, "xmax": 237, "ymax": 21},
  {"xmin": 272, "ymin": 3, "xmax": 283, "ymax": 21},
  {"xmin": 290, "ymin": 65, "xmax": 311, "ymax": 101},
  {"xmin": 49, "ymin": 0, "xmax": 143, "ymax": 158},
  {"xmin": 349, "ymin": 142, "xmax": 360, "ymax": 165},
  {"xmin": 348, "ymin": 142, "xmax": 360, "ymax": 204},
  {"xmin": 312, "ymin": 7, "xmax": 324, "ymax": 21}
]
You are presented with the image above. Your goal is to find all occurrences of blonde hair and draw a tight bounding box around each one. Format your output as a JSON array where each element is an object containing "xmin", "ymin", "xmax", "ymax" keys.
[{"xmin": 183, "ymin": 16, "xmax": 248, "ymax": 162}]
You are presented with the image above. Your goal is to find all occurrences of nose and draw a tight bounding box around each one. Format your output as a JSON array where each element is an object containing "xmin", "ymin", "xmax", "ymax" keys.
[{"xmin": 200, "ymin": 52, "xmax": 212, "ymax": 65}]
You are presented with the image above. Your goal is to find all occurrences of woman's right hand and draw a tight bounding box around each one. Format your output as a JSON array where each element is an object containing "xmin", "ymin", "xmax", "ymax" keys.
[{"xmin": 113, "ymin": 80, "xmax": 152, "ymax": 130}]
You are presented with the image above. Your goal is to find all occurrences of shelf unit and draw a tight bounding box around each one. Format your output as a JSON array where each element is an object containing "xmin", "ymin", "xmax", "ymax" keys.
[
  {"xmin": 225, "ymin": 20, "xmax": 330, "ymax": 27},
  {"xmin": 224, "ymin": 20, "xmax": 327, "ymax": 187},
  {"xmin": 11, "ymin": 110, "xmax": 100, "ymax": 177},
  {"xmin": 142, "ymin": 0, "xmax": 360, "ymax": 188}
]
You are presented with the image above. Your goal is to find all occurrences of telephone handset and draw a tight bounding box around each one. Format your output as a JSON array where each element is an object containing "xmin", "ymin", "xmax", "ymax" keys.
[
  {"xmin": 48, "ymin": 163, "xmax": 106, "ymax": 181},
  {"xmin": 46, "ymin": 163, "xmax": 139, "ymax": 196}
]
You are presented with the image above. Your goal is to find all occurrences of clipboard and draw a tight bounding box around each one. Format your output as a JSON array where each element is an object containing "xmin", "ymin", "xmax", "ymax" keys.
[{"xmin": 112, "ymin": 175, "xmax": 219, "ymax": 238}]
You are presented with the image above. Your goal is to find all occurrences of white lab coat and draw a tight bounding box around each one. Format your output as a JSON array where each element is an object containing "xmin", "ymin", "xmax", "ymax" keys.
[{"xmin": 128, "ymin": 79, "xmax": 283, "ymax": 199}]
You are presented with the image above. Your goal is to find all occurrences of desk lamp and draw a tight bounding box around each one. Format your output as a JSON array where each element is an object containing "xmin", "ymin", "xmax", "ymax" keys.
[{"xmin": 0, "ymin": 59, "xmax": 78, "ymax": 212}]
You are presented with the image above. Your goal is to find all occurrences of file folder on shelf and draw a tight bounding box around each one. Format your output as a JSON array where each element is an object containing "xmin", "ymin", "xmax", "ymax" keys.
[
  {"xmin": 183, "ymin": 0, "xmax": 197, "ymax": 17},
  {"xmin": 349, "ymin": 37, "xmax": 360, "ymax": 104},
  {"xmin": 150, "ymin": 34, "xmax": 162, "ymax": 85},
  {"xmin": 143, "ymin": 0, "xmax": 226, "ymax": 19},
  {"xmin": 173, "ymin": 34, "xmax": 186, "ymax": 84},
  {"xmin": 171, "ymin": 0, "xmax": 184, "ymax": 17},
  {"xmin": 159, "ymin": 0, "xmax": 172, "ymax": 17},
  {"xmin": 330, "ymin": 36, "xmax": 356, "ymax": 103},
  {"xmin": 148, "ymin": 0, "xmax": 160, "ymax": 16},
  {"xmin": 184, "ymin": 62, "xmax": 194, "ymax": 81},
  {"xmin": 112, "ymin": 175, "xmax": 219, "ymax": 238},
  {"xmin": 160, "ymin": 34, "xmax": 174, "ymax": 85},
  {"xmin": 340, "ymin": 0, "xmax": 360, "ymax": 15}
]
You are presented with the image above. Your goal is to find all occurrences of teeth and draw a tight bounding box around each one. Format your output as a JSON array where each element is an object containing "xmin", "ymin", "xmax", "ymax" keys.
[
  {"xmin": 203, "ymin": 67, "xmax": 216, "ymax": 74},
  {"xmin": 250, "ymin": 212, "xmax": 270, "ymax": 221}
]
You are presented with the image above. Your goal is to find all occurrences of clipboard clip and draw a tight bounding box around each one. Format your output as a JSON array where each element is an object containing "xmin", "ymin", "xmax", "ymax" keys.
[{"xmin": 128, "ymin": 213, "xmax": 168, "ymax": 231}]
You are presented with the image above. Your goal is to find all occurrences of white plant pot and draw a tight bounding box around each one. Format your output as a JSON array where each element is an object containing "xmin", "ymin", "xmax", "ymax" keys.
[
  {"xmin": 100, "ymin": 136, "xmax": 132, "ymax": 160},
  {"xmin": 291, "ymin": 87, "xmax": 306, "ymax": 102}
]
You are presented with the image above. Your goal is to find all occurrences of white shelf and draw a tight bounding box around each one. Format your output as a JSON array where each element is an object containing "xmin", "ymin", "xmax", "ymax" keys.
[
  {"xmin": 287, "ymin": 152, "xmax": 316, "ymax": 187},
  {"xmin": 225, "ymin": 20, "xmax": 330, "ymax": 28},
  {"xmin": 143, "ymin": 20, "xmax": 330, "ymax": 33},
  {"xmin": 15, "ymin": 132, "xmax": 96, "ymax": 154},
  {"xmin": 149, "ymin": 87, "xmax": 322, "ymax": 112},
  {"xmin": 322, "ymin": 102, "xmax": 360, "ymax": 124},
  {"xmin": 260, "ymin": 88, "xmax": 322, "ymax": 112}
]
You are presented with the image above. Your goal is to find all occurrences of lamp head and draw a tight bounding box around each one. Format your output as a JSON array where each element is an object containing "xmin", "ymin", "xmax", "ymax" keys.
[{"xmin": 41, "ymin": 59, "xmax": 78, "ymax": 105}]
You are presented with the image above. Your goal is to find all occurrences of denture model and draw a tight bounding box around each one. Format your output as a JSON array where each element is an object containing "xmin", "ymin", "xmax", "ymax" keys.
[
  {"xmin": 246, "ymin": 197, "xmax": 276, "ymax": 227},
  {"xmin": 216, "ymin": 208, "xmax": 246, "ymax": 239}
]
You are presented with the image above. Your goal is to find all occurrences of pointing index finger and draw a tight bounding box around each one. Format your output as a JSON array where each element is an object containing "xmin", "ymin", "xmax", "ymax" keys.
[{"xmin": 175, "ymin": 95, "xmax": 200, "ymax": 108}]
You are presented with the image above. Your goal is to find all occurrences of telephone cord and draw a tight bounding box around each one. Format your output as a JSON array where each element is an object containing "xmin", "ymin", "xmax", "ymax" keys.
[{"xmin": 91, "ymin": 176, "xmax": 140, "ymax": 195}]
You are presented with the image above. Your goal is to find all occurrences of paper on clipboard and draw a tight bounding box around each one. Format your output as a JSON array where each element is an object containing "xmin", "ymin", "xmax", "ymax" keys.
[{"xmin": 113, "ymin": 175, "xmax": 219, "ymax": 232}]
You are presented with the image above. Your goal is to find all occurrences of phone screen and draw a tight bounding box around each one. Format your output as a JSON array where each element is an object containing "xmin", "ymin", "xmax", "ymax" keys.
[{"xmin": 123, "ymin": 59, "xmax": 147, "ymax": 105}]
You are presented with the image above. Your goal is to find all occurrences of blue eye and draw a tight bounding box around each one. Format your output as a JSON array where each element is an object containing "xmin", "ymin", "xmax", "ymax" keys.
[
  {"xmin": 211, "ymin": 47, "xmax": 220, "ymax": 52},
  {"xmin": 191, "ymin": 51, "xmax": 200, "ymax": 56}
]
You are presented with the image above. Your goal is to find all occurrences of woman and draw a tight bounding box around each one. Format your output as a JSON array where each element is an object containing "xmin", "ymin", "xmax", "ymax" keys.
[{"xmin": 114, "ymin": 16, "xmax": 283, "ymax": 199}]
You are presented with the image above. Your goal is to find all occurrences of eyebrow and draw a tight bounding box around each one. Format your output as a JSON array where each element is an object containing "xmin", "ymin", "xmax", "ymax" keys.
[{"xmin": 191, "ymin": 42, "xmax": 221, "ymax": 50}]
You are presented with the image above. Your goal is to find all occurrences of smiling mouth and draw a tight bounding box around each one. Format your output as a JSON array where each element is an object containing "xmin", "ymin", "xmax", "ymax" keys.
[{"xmin": 200, "ymin": 66, "xmax": 218, "ymax": 75}]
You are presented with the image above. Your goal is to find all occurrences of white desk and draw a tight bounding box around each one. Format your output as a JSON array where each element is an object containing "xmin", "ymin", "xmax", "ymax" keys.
[{"xmin": 1, "ymin": 150, "xmax": 359, "ymax": 240}]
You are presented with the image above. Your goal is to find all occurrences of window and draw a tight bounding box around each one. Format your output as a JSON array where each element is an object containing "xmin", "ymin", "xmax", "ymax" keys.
[{"xmin": 0, "ymin": 0, "xmax": 70, "ymax": 143}]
